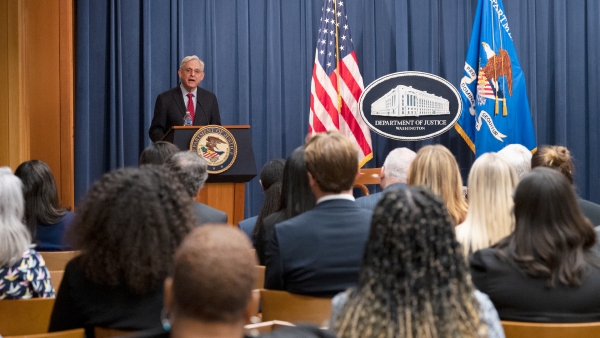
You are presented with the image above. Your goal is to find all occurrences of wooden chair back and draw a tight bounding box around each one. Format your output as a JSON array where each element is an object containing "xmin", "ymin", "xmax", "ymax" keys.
[
  {"xmin": 245, "ymin": 320, "xmax": 295, "ymax": 334},
  {"xmin": 4, "ymin": 328, "xmax": 84, "ymax": 338},
  {"xmin": 0, "ymin": 298, "xmax": 56, "ymax": 335},
  {"xmin": 49, "ymin": 270, "xmax": 64, "ymax": 291},
  {"xmin": 501, "ymin": 320, "xmax": 600, "ymax": 338},
  {"xmin": 260, "ymin": 289, "xmax": 332, "ymax": 326},
  {"xmin": 93, "ymin": 327, "xmax": 133, "ymax": 338},
  {"xmin": 353, "ymin": 168, "xmax": 381, "ymax": 196},
  {"xmin": 254, "ymin": 265, "xmax": 266, "ymax": 290},
  {"xmin": 39, "ymin": 251, "xmax": 80, "ymax": 271}
]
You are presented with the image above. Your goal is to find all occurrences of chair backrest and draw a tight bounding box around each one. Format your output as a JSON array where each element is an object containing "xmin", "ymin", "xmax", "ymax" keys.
[
  {"xmin": 0, "ymin": 298, "xmax": 56, "ymax": 335},
  {"xmin": 39, "ymin": 251, "xmax": 80, "ymax": 271},
  {"xmin": 260, "ymin": 289, "xmax": 332, "ymax": 326},
  {"xmin": 254, "ymin": 265, "xmax": 265, "ymax": 290},
  {"xmin": 245, "ymin": 320, "xmax": 295, "ymax": 334},
  {"xmin": 4, "ymin": 328, "xmax": 85, "ymax": 338},
  {"xmin": 49, "ymin": 270, "xmax": 64, "ymax": 291},
  {"xmin": 93, "ymin": 327, "xmax": 133, "ymax": 338},
  {"xmin": 353, "ymin": 168, "xmax": 381, "ymax": 196},
  {"xmin": 501, "ymin": 320, "xmax": 600, "ymax": 338}
]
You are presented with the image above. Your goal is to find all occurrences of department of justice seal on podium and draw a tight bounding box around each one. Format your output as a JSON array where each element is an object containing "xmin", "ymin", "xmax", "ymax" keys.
[{"xmin": 190, "ymin": 125, "xmax": 238, "ymax": 174}]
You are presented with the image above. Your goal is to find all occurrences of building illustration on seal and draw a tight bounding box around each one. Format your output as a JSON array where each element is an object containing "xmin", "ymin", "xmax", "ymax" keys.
[{"xmin": 371, "ymin": 85, "xmax": 450, "ymax": 117}]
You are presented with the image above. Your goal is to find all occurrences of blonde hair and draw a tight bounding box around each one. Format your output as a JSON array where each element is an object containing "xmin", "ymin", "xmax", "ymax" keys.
[
  {"xmin": 457, "ymin": 153, "xmax": 518, "ymax": 256},
  {"xmin": 0, "ymin": 167, "xmax": 32, "ymax": 266},
  {"xmin": 304, "ymin": 131, "xmax": 359, "ymax": 193},
  {"xmin": 408, "ymin": 145, "xmax": 467, "ymax": 224},
  {"xmin": 531, "ymin": 145, "xmax": 574, "ymax": 184}
]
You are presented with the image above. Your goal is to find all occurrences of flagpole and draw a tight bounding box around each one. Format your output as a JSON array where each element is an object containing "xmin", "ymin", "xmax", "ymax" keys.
[{"xmin": 334, "ymin": 0, "xmax": 342, "ymax": 116}]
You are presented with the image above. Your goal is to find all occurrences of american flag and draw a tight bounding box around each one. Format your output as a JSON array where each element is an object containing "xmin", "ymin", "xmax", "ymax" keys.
[{"xmin": 309, "ymin": 0, "xmax": 373, "ymax": 166}]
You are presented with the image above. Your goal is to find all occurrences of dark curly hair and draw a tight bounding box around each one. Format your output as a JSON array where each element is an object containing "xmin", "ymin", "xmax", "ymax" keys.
[
  {"xmin": 334, "ymin": 186, "xmax": 485, "ymax": 338},
  {"xmin": 67, "ymin": 165, "xmax": 195, "ymax": 295}
]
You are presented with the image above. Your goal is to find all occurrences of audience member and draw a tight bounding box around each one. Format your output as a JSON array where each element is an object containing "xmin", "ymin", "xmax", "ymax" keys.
[
  {"xmin": 139, "ymin": 141, "xmax": 180, "ymax": 165},
  {"xmin": 0, "ymin": 167, "xmax": 54, "ymax": 299},
  {"xmin": 238, "ymin": 159, "xmax": 286, "ymax": 242},
  {"xmin": 14, "ymin": 160, "xmax": 75, "ymax": 251},
  {"xmin": 264, "ymin": 131, "xmax": 372, "ymax": 297},
  {"xmin": 408, "ymin": 144, "xmax": 468, "ymax": 225},
  {"xmin": 456, "ymin": 153, "xmax": 518, "ymax": 257},
  {"xmin": 133, "ymin": 225, "xmax": 334, "ymax": 338},
  {"xmin": 332, "ymin": 187, "xmax": 502, "ymax": 338},
  {"xmin": 165, "ymin": 151, "xmax": 228, "ymax": 225},
  {"xmin": 49, "ymin": 166, "xmax": 195, "ymax": 335},
  {"xmin": 531, "ymin": 145, "xmax": 600, "ymax": 226},
  {"xmin": 471, "ymin": 167, "xmax": 600, "ymax": 322},
  {"xmin": 254, "ymin": 147, "xmax": 315, "ymax": 265},
  {"xmin": 497, "ymin": 143, "xmax": 532, "ymax": 179},
  {"xmin": 355, "ymin": 147, "xmax": 416, "ymax": 210}
]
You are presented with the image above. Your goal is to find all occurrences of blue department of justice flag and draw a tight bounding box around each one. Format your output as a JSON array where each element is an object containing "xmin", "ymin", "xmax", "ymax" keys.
[{"xmin": 455, "ymin": 0, "xmax": 536, "ymax": 157}]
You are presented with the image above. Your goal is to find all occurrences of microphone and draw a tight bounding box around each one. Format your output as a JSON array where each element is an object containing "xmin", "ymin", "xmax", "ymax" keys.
[{"xmin": 197, "ymin": 100, "xmax": 209, "ymax": 125}]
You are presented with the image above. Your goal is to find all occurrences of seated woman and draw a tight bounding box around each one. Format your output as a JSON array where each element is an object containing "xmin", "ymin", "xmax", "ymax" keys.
[
  {"xmin": 0, "ymin": 167, "xmax": 54, "ymax": 299},
  {"xmin": 48, "ymin": 166, "xmax": 196, "ymax": 336},
  {"xmin": 471, "ymin": 167, "xmax": 600, "ymax": 322},
  {"xmin": 457, "ymin": 153, "xmax": 518, "ymax": 257},
  {"xmin": 253, "ymin": 146, "xmax": 315, "ymax": 265},
  {"xmin": 408, "ymin": 144, "xmax": 468, "ymax": 225},
  {"xmin": 14, "ymin": 160, "xmax": 75, "ymax": 251},
  {"xmin": 331, "ymin": 187, "xmax": 503, "ymax": 338}
]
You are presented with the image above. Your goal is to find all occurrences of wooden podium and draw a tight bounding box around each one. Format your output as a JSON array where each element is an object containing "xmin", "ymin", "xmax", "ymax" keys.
[{"xmin": 163, "ymin": 126, "xmax": 257, "ymax": 225}]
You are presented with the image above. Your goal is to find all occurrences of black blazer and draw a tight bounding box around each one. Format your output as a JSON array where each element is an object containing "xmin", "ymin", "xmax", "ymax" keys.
[
  {"xmin": 149, "ymin": 85, "xmax": 221, "ymax": 142},
  {"xmin": 470, "ymin": 248, "xmax": 600, "ymax": 323},
  {"xmin": 264, "ymin": 199, "xmax": 372, "ymax": 297}
]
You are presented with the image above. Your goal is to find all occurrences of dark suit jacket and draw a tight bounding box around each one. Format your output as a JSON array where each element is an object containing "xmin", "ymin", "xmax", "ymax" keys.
[
  {"xmin": 149, "ymin": 85, "xmax": 221, "ymax": 142},
  {"xmin": 238, "ymin": 215, "xmax": 258, "ymax": 244},
  {"xmin": 264, "ymin": 199, "xmax": 372, "ymax": 297},
  {"xmin": 470, "ymin": 248, "xmax": 600, "ymax": 322},
  {"xmin": 193, "ymin": 201, "xmax": 227, "ymax": 226},
  {"xmin": 355, "ymin": 183, "xmax": 407, "ymax": 210}
]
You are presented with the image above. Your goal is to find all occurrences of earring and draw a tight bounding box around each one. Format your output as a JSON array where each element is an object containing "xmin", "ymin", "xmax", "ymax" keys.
[{"xmin": 161, "ymin": 308, "xmax": 171, "ymax": 331}]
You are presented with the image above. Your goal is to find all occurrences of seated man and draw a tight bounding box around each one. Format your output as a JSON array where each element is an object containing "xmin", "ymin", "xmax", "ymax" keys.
[
  {"xmin": 355, "ymin": 147, "xmax": 415, "ymax": 210},
  {"xmin": 264, "ymin": 131, "xmax": 372, "ymax": 297},
  {"xmin": 165, "ymin": 151, "xmax": 227, "ymax": 225}
]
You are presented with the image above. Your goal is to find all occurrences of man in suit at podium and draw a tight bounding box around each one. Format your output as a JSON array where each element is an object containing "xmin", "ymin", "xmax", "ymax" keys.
[
  {"xmin": 149, "ymin": 55, "xmax": 221, "ymax": 143},
  {"xmin": 165, "ymin": 151, "xmax": 227, "ymax": 226},
  {"xmin": 264, "ymin": 131, "xmax": 372, "ymax": 297}
]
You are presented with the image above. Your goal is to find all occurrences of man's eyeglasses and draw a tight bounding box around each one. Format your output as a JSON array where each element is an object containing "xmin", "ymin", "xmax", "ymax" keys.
[{"xmin": 182, "ymin": 68, "xmax": 203, "ymax": 75}]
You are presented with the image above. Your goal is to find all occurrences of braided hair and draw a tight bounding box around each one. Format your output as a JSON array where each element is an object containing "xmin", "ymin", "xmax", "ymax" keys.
[{"xmin": 334, "ymin": 186, "xmax": 485, "ymax": 338}]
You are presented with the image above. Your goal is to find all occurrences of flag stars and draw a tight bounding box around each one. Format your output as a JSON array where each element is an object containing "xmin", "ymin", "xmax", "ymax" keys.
[
  {"xmin": 327, "ymin": 62, "xmax": 331, "ymax": 67},
  {"xmin": 340, "ymin": 46, "xmax": 345, "ymax": 51},
  {"xmin": 341, "ymin": 35, "xmax": 346, "ymax": 40},
  {"xmin": 337, "ymin": 11, "xmax": 342, "ymax": 17},
  {"xmin": 320, "ymin": 50, "xmax": 325, "ymax": 55},
  {"xmin": 344, "ymin": 24, "xmax": 348, "ymax": 30},
  {"xmin": 339, "ymin": 1, "xmax": 344, "ymax": 6}
]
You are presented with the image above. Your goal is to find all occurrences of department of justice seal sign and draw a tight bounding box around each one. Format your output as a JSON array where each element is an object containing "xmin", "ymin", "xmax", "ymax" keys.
[{"xmin": 190, "ymin": 125, "xmax": 237, "ymax": 174}]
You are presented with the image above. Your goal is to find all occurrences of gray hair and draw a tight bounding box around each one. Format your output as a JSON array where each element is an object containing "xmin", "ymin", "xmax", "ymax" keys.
[
  {"xmin": 497, "ymin": 144, "xmax": 532, "ymax": 179},
  {"xmin": 180, "ymin": 55, "xmax": 205, "ymax": 72},
  {"xmin": 165, "ymin": 151, "xmax": 209, "ymax": 198},
  {"xmin": 0, "ymin": 167, "xmax": 31, "ymax": 266},
  {"xmin": 383, "ymin": 147, "xmax": 417, "ymax": 183}
]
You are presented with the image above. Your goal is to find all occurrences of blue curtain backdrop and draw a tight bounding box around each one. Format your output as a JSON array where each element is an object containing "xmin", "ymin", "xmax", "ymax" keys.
[{"xmin": 75, "ymin": 0, "xmax": 600, "ymax": 217}]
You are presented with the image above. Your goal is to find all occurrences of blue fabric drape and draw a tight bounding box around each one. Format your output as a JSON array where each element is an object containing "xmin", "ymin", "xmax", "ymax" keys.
[{"xmin": 75, "ymin": 0, "xmax": 600, "ymax": 217}]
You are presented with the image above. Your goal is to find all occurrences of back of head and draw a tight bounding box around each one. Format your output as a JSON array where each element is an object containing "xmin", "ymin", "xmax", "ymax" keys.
[
  {"xmin": 382, "ymin": 147, "xmax": 417, "ymax": 184},
  {"xmin": 14, "ymin": 160, "xmax": 66, "ymax": 237},
  {"xmin": 304, "ymin": 131, "xmax": 358, "ymax": 193},
  {"xmin": 408, "ymin": 144, "xmax": 467, "ymax": 224},
  {"xmin": 280, "ymin": 146, "xmax": 316, "ymax": 219},
  {"xmin": 171, "ymin": 225, "xmax": 256, "ymax": 323},
  {"xmin": 497, "ymin": 167, "xmax": 596, "ymax": 286},
  {"xmin": 68, "ymin": 165, "xmax": 195, "ymax": 295},
  {"xmin": 335, "ymin": 186, "xmax": 482, "ymax": 337},
  {"xmin": 497, "ymin": 144, "xmax": 532, "ymax": 179},
  {"xmin": 139, "ymin": 141, "xmax": 180, "ymax": 165},
  {"xmin": 0, "ymin": 167, "xmax": 31, "ymax": 266},
  {"xmin": 458, "ymin": 153, "xmax": 518, "ymax": 256},
  {"xmin": 260, "ymin": 159, "xmax": 286, "ymax": 191},
  {"xmin": 164, "ymin": 151, "xmax": 208, "ymax": 198},
  {"xmin": 531, "ymin": 145, "xmax": 574, "ymax": 183}
]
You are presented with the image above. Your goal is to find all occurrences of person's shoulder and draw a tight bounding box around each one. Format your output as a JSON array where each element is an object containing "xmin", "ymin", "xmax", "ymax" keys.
[
  {"xmin": 196, "ymin": 86, "xmax": 216, "ymax": 97},
  {"xmin": 470, "ymin": 248, "xmax": 499, "ymax": 269}
]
